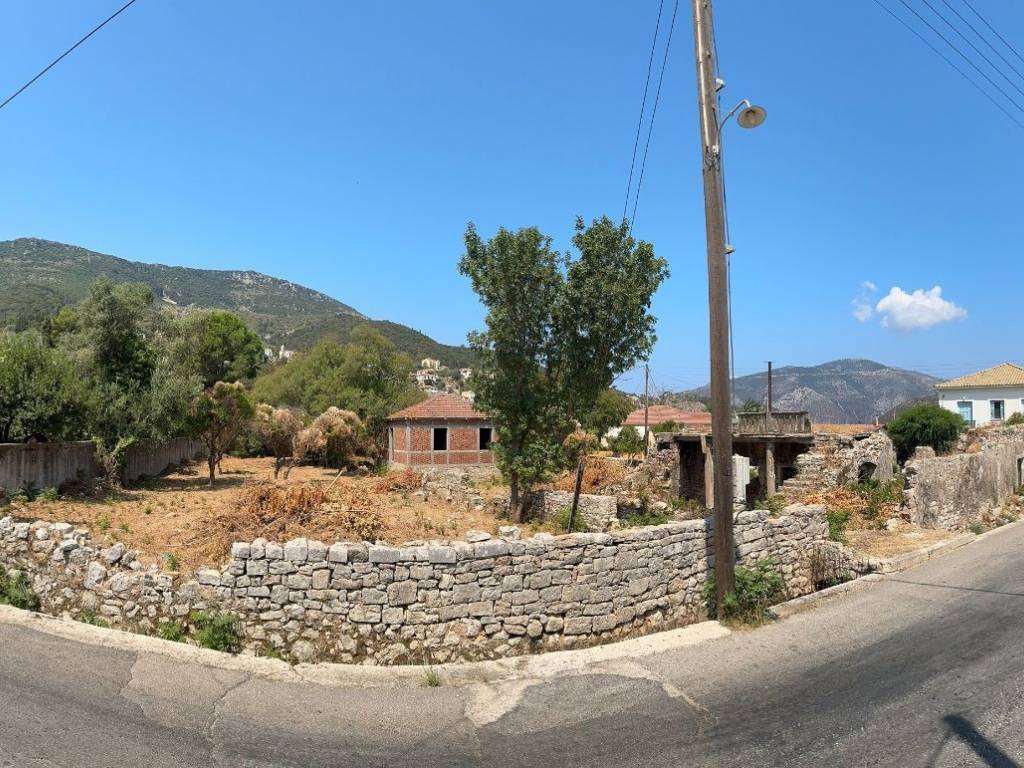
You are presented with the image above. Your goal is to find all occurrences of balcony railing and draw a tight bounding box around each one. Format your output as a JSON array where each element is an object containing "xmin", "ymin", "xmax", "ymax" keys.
[{"xmin": 735, "ymin": 411, "xmax": 812, "ymax": 435}]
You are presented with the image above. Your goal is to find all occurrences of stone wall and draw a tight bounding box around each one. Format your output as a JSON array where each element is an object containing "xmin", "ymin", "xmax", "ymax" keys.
[
  {"xmin": 527, "ymin": 490, "xmax": 619, "ymax": 531},
  {"xmin": 0, "ymin": 504, "xmax": 827, "ymax": 665},
  {"xmin": 781, "ymin": 430, "xmax": 896, "ymax": 498},
  {"xmin": 0, "ymin": 442, "xmax": 96, "ymax": 493},
  {"xmin": 903, "ymin": 427, "xmax": 1024, "ymax": 530}
]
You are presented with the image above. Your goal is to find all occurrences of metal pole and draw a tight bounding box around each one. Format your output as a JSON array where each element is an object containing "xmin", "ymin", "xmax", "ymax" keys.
[{"xmin": 691, "ymin": 0, "xmax": 735, "ymax": 610}]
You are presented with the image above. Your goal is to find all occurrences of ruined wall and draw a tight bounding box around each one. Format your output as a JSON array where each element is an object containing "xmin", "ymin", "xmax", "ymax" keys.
[
  {"xmin": 0, "ymin": 505, "xmax": 827, "ymax": 665},
  {"xmin": 781, "ymin": 430, "xmax": 896, "ymax": 499},
  {"xmin": 903, "ymin": 428, "xmax": 1024, "ymax": 530},
  {"xmin": 527, "ymin": 490, "xmax": 619, "ymax": 531},
  {"xmin": 0, "ymin": 442, "xmax": 96, "ymax": 492}
]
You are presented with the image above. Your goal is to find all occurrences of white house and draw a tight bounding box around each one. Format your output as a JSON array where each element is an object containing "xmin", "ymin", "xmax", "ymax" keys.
[{"xmin": 936, "ymin": 363, "xmax": 1024, "ymax": 427}]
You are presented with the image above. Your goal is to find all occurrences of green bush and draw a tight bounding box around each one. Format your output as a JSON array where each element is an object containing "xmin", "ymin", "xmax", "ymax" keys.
[
  {"xmin": 827, "ymin": 508, "xmax": 851, "ymax": 542},
  {"xmin": 1006, "ymin": 412, "xmax": 1024, "ymax": 426},
  {"xmin": 156, "ymin": 620, "xmax": 186, "ymax": 642},
  {"xmin": 0, "ymin": 565, "xmax": 41, "ymax": 611},
  {"xmin": 551, "ymin": 506, "xmax": 588, "ymax": 533},
  {"xmin": 622, "ymin": 508, "xmax": 670, "ymax": 527},
  {"xmin": 79, "ymin": 609, "xmax": 109, "ymax": 627},
  {"xmin": 886, "ymin": 404, "xmax": 965, "ymax": 462},
  {"xmin": 754, "ymin": 495, "xmax": 787, "ymax": 515},
  {"xmin": 610, "ymin": 426, "xmax": 645, "ymax": 456},
  {"xmin": 703, "ymin": 559, "xmax": 784, "ymax": 625},
  {"xmin": 190, "ymin": 610, "xmax": 241, "ymax": 653}
]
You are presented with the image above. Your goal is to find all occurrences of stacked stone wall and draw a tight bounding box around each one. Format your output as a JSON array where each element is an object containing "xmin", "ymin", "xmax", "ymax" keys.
[{"xmin": 0, "ymin": 504, "xmax": 827, "ymax": 665}]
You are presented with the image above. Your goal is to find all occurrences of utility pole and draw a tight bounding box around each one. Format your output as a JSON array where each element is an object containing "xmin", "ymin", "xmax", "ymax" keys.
[
  {"xmin": 643, "ymin": 363, "xmax": 650, "ymax": 456},
  {"xmin": 691, "ymin": 0, "xmax": 735, "ymax": 610},
  {"xmin": 766, "ymin": 360, "xmax": 773, "ymax": 416}
]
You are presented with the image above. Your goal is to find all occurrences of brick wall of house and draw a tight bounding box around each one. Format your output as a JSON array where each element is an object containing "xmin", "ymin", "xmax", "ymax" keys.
[{"xmin": 387, "ymin": 420, "xmax": 495, "ymax": 468}]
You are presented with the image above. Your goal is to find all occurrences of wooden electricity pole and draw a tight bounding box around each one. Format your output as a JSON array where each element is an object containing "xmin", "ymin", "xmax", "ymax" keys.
[
  {"xmin": 766, "ymin": 360, "xmax": 773, "ymax": 416},
  {"xmin": 691, "ymin": 0, "xmax": 735, "ymax": 610},
  {"xmin": 643, "ymin": 363, "xmax": 650, "ymax": 456}
]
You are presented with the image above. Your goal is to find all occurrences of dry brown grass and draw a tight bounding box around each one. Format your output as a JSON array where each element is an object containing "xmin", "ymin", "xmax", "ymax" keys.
[
  {"xmin": 543, "ymin": 457, "xmax": 629, "ymax": 494},
  {"xmin": 845, "ymin": 527, "xmax": 953, "ymax": 558},
  {"xmin": 15, "ymin": 456, "xmax": 502, "ymax": 575}
]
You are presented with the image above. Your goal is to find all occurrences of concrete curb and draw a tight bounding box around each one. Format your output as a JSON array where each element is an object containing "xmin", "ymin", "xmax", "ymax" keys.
[
  {"xmin": 0, "ymin": 604, "xmax": 729, "ymax": 689},
  {"xmin": 769, "ymin": 574, "xmax": 884, "ymax": 619},
  {"xmin": 971, "ymin": 517, "xmax": 1024, "ymax": 544}
]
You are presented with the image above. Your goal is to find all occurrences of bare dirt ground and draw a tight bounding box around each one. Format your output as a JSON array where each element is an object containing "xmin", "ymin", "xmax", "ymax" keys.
[
  {"xmin": 12, "ymin": 457, "xmax": 502, "ymax": 575},
  {"xmin": 844, "ymin": 527, "xmax": 954, "ymax": 559}
]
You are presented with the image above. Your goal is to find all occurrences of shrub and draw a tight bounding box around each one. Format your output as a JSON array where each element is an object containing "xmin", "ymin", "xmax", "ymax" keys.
[
  {"xmin": 190, "ymin": 610, "xmax": 241, "ymax": 653},
  {"xmin": 156, "ymin": 620, "xmax": 186, "ymax": 642},
  {"xmin": 551, "ymin": 505, "xmax": 589, "ymax": 533},
  {"xmin": 1006, "ymin": 412, "xmax": 1024, "ymax": 426},
  {"xmin": 79, "ymin": 609, "xmax": 109, "ymax": 627},
  {"xmin": 851, "ymin": 478, "xmax": 903, "ymax": 522},
  {"xmin": 827, "ymin": 508, "xmax": 851, "ymax": 541},
  {"xmin": 422, "ymin": 665, "xmax": 441, "ymax": 687},
  {"xmin": 703, "ymin": 559, "xmax": 784, "ymax": 625},
  {"xmin": 39, "ymin": 487, "xmax": 59, "ymax": 503},
  {"xmin": 610, "ymin": 426, "xmax": 645, "ymax": 456},
  {"xmin": 622, "ymin": 508, "xmax": 670, "ymax": 527},
  {"xmin": 0, "ymin": 565, "xmax": 41, "ymax": 611},
  {"xmin": 754, "ymin": 495, "xmax": 787, "ymax": 515},
  {"xmin": 886, "ymin": 404, "xmax": 965, "ymax": 462},
  {"xmin": 164, "ymin": 552, "xmax": 181, "ymax": 571}
]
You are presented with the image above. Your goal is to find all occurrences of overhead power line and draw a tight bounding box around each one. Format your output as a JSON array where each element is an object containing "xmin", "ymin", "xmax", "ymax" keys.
[
  {"xmin": 0, "ymin": 0, "xmax": 140, "ymax": 114},
  {"xmin": 629, "ymin": 0, "xmax": 680, "ymax": 233},
  {"xmin": 871, "ymin": 0, "xmax": 1024, "ymax": 131},
  {"xmin": 622, "ymin": 0, "xmax": 666, "ymax": 224},
  {"xmin": 939, "ymin": 0, "xmax": 1024, "ymax": 85},
  {"xmin": 961, "ymin": 0, "xmax": 1024, "ymax": 69}
]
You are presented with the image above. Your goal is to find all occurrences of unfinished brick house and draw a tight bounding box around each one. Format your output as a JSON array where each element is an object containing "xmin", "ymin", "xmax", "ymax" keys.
[{"xmin": 386, "ymin": 393, "xmax": 494, "ymax": 468}]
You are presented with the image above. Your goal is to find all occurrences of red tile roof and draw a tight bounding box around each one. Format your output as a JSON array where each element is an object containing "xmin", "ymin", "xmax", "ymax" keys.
[
  {"xmin": 387, "ymin": 393, "xmax": 488, "ymax": 422},
  {"xmin": 624, "ymin": 405, "xmax": 711, "ymax": 428}
]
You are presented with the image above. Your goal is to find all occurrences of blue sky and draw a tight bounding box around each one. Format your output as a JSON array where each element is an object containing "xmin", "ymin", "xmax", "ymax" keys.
[{"xmin": 2, "ymin": 1, "xmax": 1022, "ymax": 393}]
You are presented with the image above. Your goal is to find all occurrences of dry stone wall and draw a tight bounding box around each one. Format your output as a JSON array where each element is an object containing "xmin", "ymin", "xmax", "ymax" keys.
[
  {"xmin": 903, "ymin": 427, "xmax": 1024, "ymax": 530},
  {"xmin": 0, "ymin": 504, "xmax": 827, "ymax": 665}
]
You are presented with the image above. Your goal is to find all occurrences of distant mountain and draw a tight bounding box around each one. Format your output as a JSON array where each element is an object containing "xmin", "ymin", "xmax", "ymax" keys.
[
  {"xmin": 679, "ymin": 359, "xmax": 940, "ymax": 424},
  {"xmin": 0, "ymin": 238, "xmax": 475, "ymax": 368}
]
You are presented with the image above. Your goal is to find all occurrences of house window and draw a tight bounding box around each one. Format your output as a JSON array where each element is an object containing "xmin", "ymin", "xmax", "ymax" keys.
[
  {"xmin": 432, "ymin": 427, "xmax": 448, "ymax": 451},
  {"xmin": 957, "ymin": 401, "xmax": 973, "ymax": 424},
  {"xmin": 479, "ymin": 427, "xmax": 493, "ymax": 450},
  {"xmin": 991, "ymin": 400, "xmax": 1005, "ymax": 421}
]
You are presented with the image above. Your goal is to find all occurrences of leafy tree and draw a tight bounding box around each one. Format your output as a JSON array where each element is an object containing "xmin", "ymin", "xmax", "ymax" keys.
[
  {"xmin": 172, "ymin": 310, "xmax": 265, "ymax": 388},
  {"xmin": 459, "ymin": 218, "xmax": 668, "ymax": 520},
  {"xmin": 580, "ymin": 389, "xmax": 634, "ymax": 443},
  {"xmin": 251, "ymin": 404, "xmax": 304, "ymax": 478},
  {"xmin": 310, "ymin": 407, "xmax": 366, "ymax": 468},
  {"xmin": 610, "ymin": 426, "xmax": 645, "ymax": 456},
  {"xmin": 188, "ymin": 382, "xmax": 255, "ymax": 485},
  {"xmin": 459, "ymin": 224, "xmax": 568, "ymax": 519},
  {"xmin": 886, "ymin": 404, "xmax": 965, "ymax": 462},
  {"xmin": 251, "ymin": 327, "xmax": 422, "ymax": 463},
  {"xmin": 0, "ymin": 331, "xmax": 87, "ymax": 442},
  {"xmin": 74, "ymin": 279, "xmax": 157, "ymax": 387}
]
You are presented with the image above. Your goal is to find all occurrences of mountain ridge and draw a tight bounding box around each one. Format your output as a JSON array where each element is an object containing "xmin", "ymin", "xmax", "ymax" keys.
[
  {"xmin": 0, "ymin": 237, "xmax": 475, "ymax": 368},
  {"xmin": 671, "ymin": 358, "xmax": 940, "ymax": 423}
]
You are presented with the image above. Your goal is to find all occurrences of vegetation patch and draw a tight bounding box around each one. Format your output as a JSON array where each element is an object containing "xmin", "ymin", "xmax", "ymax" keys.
[
  {"xmin": 156, "ymin": 619, "xmax": 187, "ymax": 643},
  {"xmin": 0, "ymin": 565, "xmax": 41, "ymax": 611},
  {"xmin": 703, "ymin": 558, "xmax": 784, "ymax": 626},
  {"xmin": 886, "ymin": 404, "xmax": 965, "ymax": 462},
  {"xmin": 189, "ymin": 610, "xmax": 242, "ymax": 653}
]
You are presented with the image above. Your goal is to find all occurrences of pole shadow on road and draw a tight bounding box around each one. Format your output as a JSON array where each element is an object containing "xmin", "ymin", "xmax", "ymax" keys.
[{"xmin": 939, "ymin": 714, "xmax": 1020, "ymax": 768}]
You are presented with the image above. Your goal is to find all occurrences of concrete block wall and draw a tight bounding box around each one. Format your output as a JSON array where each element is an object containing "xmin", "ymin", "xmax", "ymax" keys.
[{"xmin": 0, "ymin": 505, "xmax": 827, "ymax": 665}]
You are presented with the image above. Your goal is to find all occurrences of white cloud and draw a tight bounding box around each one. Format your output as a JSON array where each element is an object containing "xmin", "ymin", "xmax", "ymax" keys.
[
  {"xmin": 875, "ymin": 286, "xmax": 967, "ymax": 331},
  {"xmin": 851, "ymin": 280, "xmax": 877, "ymax": 322}
]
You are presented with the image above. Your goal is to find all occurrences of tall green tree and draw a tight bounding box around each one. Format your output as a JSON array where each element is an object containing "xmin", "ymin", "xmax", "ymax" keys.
[
  {"xmin": 459, "ymin": 218, "xmax": 668, "ymax": 521},
  {"xmin": 580, "ymin": 389, "xmax": 634, "ymax": 441},
  {"xmin": 75, "ymin": 279, "xmax": 157, "ymax": 387},
  {"xmin": 172, "ymin": 310, "xmax": 265, "ymax": 388},
  {"xmin": 0, "ymin": 331, "xmax": 87, "ymax": 442},
  {"xmin": 459, "ymin": 225, "xmax": 567, "ymax": 520}
]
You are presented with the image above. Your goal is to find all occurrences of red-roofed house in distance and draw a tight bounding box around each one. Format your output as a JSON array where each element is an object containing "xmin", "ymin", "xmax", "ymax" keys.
[
  {"xmin": 387, "ymin": 393, "xmax": 494, "ymax": 468},
  {"xmin": 623, "ymin": 405, "xmax": 712, "ymax": 433}
]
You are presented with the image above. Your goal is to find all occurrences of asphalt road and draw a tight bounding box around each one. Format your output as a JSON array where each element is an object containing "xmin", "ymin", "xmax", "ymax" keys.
[{"xmin": 2, "ymin": 524, "xmax": 1023, "ymax": 767}]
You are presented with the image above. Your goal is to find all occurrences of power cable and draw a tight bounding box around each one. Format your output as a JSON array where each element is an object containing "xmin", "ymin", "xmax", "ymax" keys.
[
  {"xmin": 871, "ymin": 0, "xmax": 1024, "ymax": 130},
  {"xmin": 629, "ymin": 0, "xmax": 680, "ymax": 234},
  {"xmin": 920, "ymin": 0, "xmax": 1024, "ymax": 99},
  {"xmin": 622, "ymin": 0, "xmax": 666, "ymax": 224},
  {"xmin": 0, "ymin": 0, "xmax": 140, "ymax": 113},
  {"xmin": 894, "ymin": 0, "xmax": 1024, "ymax": 114},
  {"xmin": 939, "ymin": 0, "xmax": 1024, "ymax": 85},
  {"xmin": 960, "ymin": 0, "xmax": 1024, "ymax": 69}
]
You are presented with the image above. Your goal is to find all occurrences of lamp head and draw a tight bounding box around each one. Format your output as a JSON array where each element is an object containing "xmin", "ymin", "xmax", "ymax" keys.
[{"xmin": 737, "ymin": 104, "xmax": 767, "ymax": 129}]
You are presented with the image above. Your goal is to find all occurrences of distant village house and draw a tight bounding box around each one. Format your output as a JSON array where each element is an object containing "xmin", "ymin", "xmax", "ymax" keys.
[
  {"xmin": 936, "ymin": 362, "xmax": 1024, "ymax": 427},
  {"xmin": 387, "ymin": 393, "xmax": 494, "ymax": 468}
]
